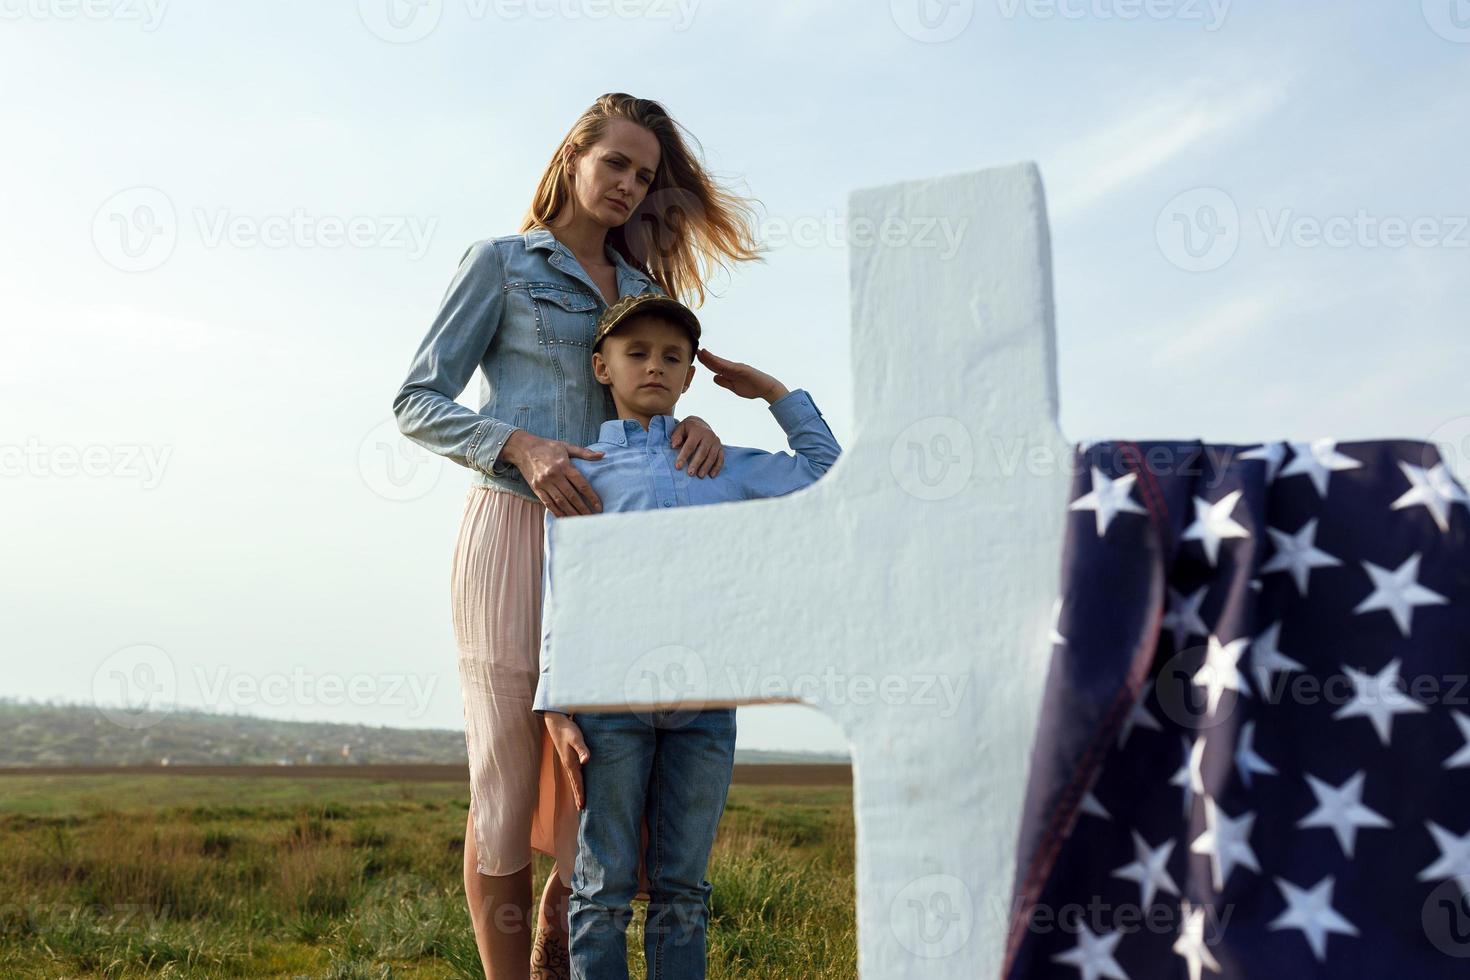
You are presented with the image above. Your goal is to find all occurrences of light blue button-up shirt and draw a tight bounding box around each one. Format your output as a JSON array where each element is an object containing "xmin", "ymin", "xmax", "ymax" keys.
[{"xmin": 532, "ymin": 388, "xmax": 841, "ymax": 713}]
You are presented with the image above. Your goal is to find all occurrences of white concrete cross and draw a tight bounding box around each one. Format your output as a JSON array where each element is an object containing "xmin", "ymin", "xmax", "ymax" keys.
[{"xmin": 541, "ymin": 162, "xmax": 1074, "ymax": 977}]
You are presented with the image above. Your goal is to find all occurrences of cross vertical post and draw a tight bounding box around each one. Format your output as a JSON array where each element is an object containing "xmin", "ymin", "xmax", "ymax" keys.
[{"xmin": 543, "ymin": 162, "xmax": 1073, "ymax": 976}]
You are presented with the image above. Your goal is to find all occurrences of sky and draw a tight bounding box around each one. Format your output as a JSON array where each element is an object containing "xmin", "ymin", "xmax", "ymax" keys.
[{"xmin": 2, "ymin": 1, "xmax": 1467, "ymax": 754}]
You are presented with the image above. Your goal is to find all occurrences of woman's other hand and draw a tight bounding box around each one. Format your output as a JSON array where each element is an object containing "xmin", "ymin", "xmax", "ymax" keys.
[
  {"xmin": 696, "ymin": 349, "xmax": 789, "ymax": 404},
  {"xmin": 669, "ymin": 414, "xmax": 725, "ymax": 478},
  {"xmin": 501, "ymin": 430, "xmax": 604, "ymax": 517},
  {"xmin": 543, "ymin": 712, "xmax": 589, "ymax": 811}
]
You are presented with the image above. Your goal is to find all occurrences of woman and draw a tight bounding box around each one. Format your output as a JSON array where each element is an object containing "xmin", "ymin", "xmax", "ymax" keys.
[{"xmin": 392, "ymin": 93, "xmax": 762, "ymax": 979}]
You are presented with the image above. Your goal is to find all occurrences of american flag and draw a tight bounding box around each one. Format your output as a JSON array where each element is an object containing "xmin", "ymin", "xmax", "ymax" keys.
[{"xmin": 1005, "ymin": 439, "xmax": 1470, "ymax": 979}]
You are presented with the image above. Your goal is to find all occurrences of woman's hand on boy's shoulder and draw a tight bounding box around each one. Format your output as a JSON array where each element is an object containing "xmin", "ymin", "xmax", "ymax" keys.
[
  {"xmin": 503, "ymin": 430, "xmax": 605, "ymax": 517},
  {"xmin": 544, "ymin": 712, "xmax": 590, "ymax": 810},
  {"xmin": 670, "ymin": 415, "xmax": 724, "ymax": 478}
]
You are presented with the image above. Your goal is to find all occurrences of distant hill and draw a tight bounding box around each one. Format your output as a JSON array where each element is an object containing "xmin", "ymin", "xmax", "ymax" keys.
[{"xmin": 0, "ymin": 700, "xmax": 849, "ymax": 768}]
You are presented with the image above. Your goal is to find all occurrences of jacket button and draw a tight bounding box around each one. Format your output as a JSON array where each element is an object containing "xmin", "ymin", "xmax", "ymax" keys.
[{"xmin": 662, "ymin": 500, "xmax": 673, "ymax": 507}]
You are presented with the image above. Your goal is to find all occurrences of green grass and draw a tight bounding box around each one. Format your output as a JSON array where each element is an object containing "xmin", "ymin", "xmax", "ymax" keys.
[{"xmin": 0, "ymin": 776, "xmax": 855, "ymax": 979}]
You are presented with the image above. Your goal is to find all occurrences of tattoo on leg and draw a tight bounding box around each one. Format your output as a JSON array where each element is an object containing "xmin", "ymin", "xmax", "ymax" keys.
[{"xmin": 530, "ymin": 925, "xmax": 570, "ymax": 980}]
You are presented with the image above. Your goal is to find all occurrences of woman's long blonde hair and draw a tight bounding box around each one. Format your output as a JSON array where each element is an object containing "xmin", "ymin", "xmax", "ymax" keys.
[{"xmin": 520, "ymin": 93, "xmax": 764, "ymax": 308}]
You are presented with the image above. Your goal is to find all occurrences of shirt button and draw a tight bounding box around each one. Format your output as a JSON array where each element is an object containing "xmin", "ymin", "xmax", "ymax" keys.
[{"xmin": 662, "ymin": 500, "xmax": 673, "ymax": 507}]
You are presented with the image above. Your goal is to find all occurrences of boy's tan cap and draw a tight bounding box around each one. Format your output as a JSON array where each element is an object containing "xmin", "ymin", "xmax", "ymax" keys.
[{"xmin": 593, "ymin": 293, "xmax": 701, "ymax": 354}]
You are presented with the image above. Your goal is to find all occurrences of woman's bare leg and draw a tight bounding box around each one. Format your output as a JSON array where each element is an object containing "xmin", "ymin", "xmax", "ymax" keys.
[
  {"xmin": 531, "ymin": 866, "xmax": 572, "ymax": 979},
  {"xmin": 464, "ymin": 810, "xmax": 533, "ymax": 980}
]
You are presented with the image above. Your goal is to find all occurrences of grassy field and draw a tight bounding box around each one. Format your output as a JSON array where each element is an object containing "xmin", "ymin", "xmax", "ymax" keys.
[{"xmin": 0, "ymin": 774, "xmax": 855, "ymax": 979}]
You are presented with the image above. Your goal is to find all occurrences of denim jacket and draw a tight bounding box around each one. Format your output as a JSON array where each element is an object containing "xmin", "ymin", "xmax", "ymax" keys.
[{"xmin": 392, "ymin": 226, "xmax": 664, "ymax": 503}]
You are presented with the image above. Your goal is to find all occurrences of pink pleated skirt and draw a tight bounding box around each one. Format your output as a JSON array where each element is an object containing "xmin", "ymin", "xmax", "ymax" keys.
[{"xmin": 451, "ymin": 484, "xmax": 578, "ymax": 882}]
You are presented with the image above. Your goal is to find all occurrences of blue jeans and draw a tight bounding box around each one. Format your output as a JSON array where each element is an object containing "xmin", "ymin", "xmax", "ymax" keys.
[{"xmin": 567, "ymin": 708, "xmax": 737, "ymax": 980}]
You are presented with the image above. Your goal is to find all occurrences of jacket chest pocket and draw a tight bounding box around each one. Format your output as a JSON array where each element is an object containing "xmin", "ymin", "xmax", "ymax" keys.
[{"xmin": 529, "ymin": 286, "xmax": 600, "ymax": 349}]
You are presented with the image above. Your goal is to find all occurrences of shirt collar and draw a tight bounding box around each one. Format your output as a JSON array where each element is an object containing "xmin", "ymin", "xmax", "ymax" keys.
[
  {"xmin": 597, "ymin": 414, "xmax": 679, "ymax": 448},
  {"xmin": 523, "ymin": 226, "xmax": 564, "ymax": 256},
  {"xmin": 523, "ymin": 226, "xmax": 653, "ymax": 289}
]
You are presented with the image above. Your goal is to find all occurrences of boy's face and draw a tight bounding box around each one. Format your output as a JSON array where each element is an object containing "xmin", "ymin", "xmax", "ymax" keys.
[{"xmin": 592, "ymin": 315, "xmax": 696, "ymax": 419}]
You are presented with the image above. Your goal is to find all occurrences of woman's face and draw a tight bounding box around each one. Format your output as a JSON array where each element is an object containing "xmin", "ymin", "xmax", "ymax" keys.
[{"xmin": 566, "ymin": 118, "xmax": 661, "ymax": 230}]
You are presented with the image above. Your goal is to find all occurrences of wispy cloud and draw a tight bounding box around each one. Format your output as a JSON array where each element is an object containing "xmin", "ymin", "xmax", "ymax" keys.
[
  {"xmin": 1047, "ymin": 79, "xmax": 1291, "ymax": 221},
  {"xmin": 1147, "ymin": 285, "xmax": 1284, "ymax": 369}
]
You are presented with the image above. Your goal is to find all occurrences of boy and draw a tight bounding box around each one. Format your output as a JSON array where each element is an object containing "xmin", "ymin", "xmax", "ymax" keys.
[{"xmin": 532, "ymin": 291, "xmax": 842, "ymax": 980}]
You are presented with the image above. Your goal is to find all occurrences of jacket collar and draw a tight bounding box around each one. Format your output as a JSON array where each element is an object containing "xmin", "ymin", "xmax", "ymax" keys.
[
  {"xmin": 597, "ymin": 413, "xmax": 679, "ymax": 448},
  {"xmin": 523, "ymin": 225, "xmax": 566, "ymax": 256},
  {"xmin": 523, "ymin": 226, "xmax": 656, "ymax": 295}
]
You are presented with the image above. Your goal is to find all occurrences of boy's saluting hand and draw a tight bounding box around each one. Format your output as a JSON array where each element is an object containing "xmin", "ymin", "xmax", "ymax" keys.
[
  {"xmin": 544, "ymin": 712, "xmax": 590, "ymax": 810},
  {"xmin": 696, "ymin": 349, "xmax": 790, "ymax": 403}
]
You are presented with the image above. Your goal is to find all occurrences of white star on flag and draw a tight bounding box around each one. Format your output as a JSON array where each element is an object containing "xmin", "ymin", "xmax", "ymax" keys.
[
  {"xmin": 1181, "ymin": 490, "xmax": 1251, "ymax": 567},
  {"xmin": 1279, "ymin": 439, "xmax": 1363, "ymax": 497},
  {"xmin": 1259, "ymin": 517, "xmax": 1342, "ymax": 596},
  {"xmin": 1192, "ymin": 635, "xmax": 1251, "ymax": 717},
  {"xmin": 1170, "ymin": 736, "xmax": 1206, "ymax": 819},
  {"xmin": 1162, "ymin": 585, "xmax": 1210, "ymax": 650},
  {"xmin": 1417, "ymin": 821, "xmax": 1470, "ymax": 899},
  {"xmin": 1049, "ymin": 922, "xmax": 1129, "ymax": 980},
  {"xmin": 1172, "ymin": 901, "xmax": 1222, "ymax": 980},
  {"xmin": 1111, "ymin": 830, "xmax": 1180, "ymax": 907},
  {"xmin": 1070, "ymin": 467, "xmax": 1148, "ymax": 536},
  {"xmin": 1118, "ymin": 679, "xmax": 1162, "ymax": 747},
  {"xmin": 1352, "ymin": 553, "xmax": 1448, "ymax": 637},
  {"xmin": 1444, "ymin": 711, "xmax": 1470, "ymax": 770},
  {"xmin": 1268, "ymin": 875, "xmax": 1359, "ymax": 961},
  {"xmin": 1233, "ymin": 720, "xmax": 1277, "ymax": 788},
  {"xmin": 1249, "ymin": 622, "xmax": 1304, "ymax": 700},
  {"xmin": 1239, "ymin": 440, "xmax": 1288, "ymax": 481},
  {"xmin": 1391, "ymin": 461, "xmax": 1466, "ymax": 533},
  {"xmin": 1295, "ymin": 771, "xmax": 1391, "ymax": 858},
  {"xmin": 1331, "ymin": 658, "xmax": 1426, "ymax": 746},
  {"xmin": 1191, "ymin": 797, "xmax": 1260, "ymax": 892},
  {"xmin": 1080, "ymin": 790, "xmax": 1110, "ymax": 820}
]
